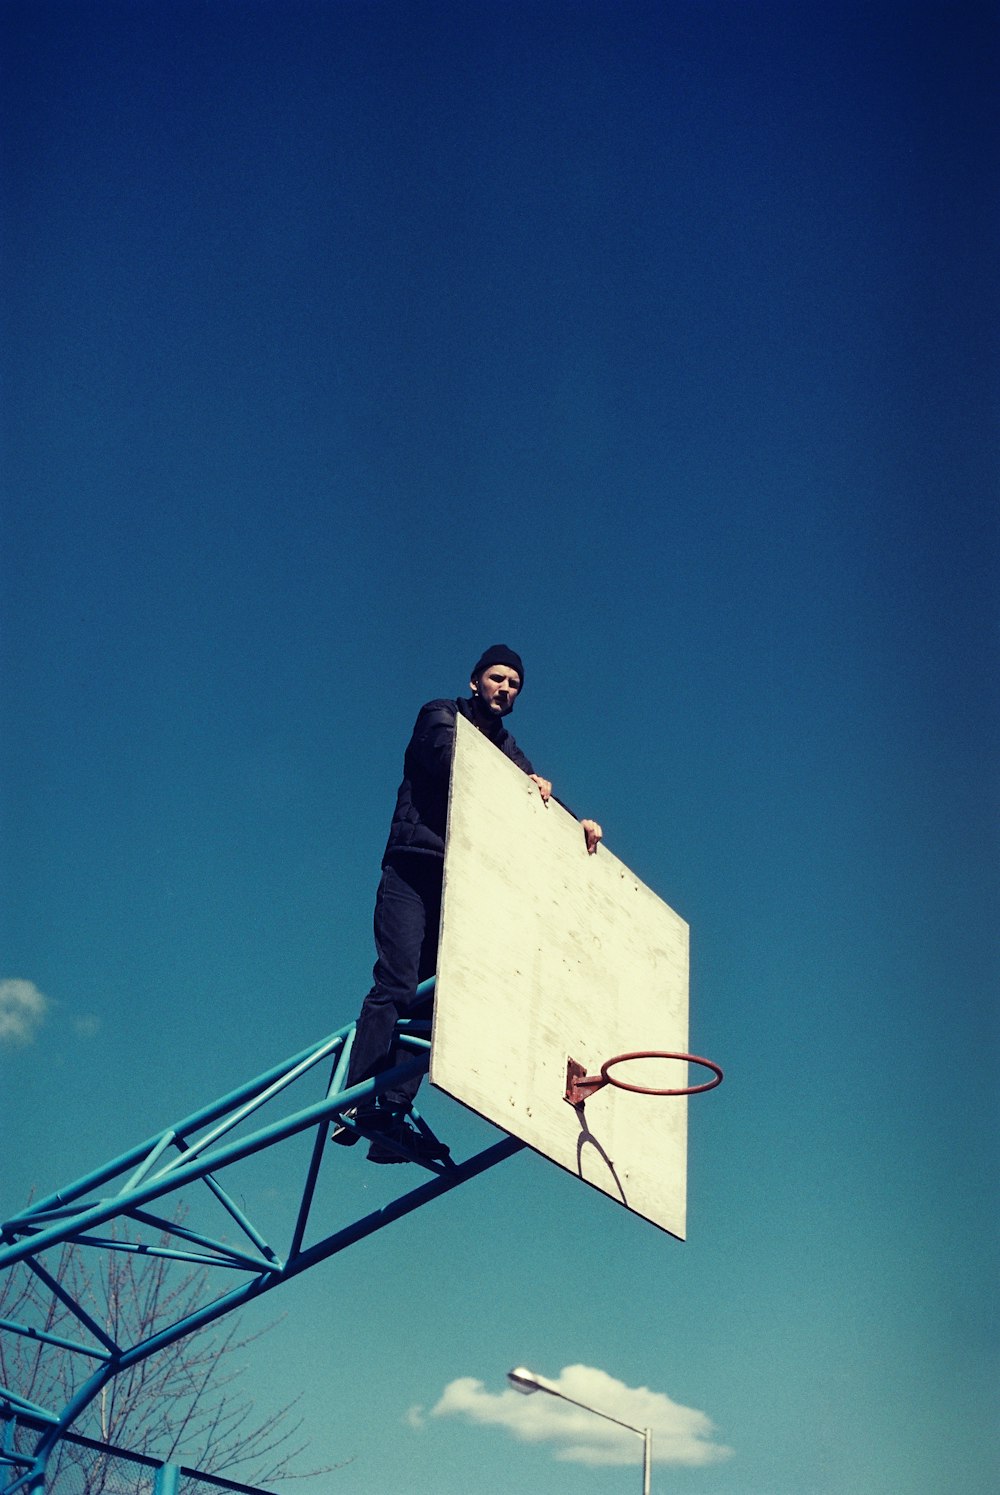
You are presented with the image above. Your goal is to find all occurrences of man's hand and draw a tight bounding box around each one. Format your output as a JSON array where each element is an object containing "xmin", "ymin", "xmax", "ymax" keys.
[
  {"xmin": 581, "ymin": 819, "xmax": 603, "ymax": 855},
  {"xmin": 529, "ymin": 774, "xmax": 552, "ymax": 803}
]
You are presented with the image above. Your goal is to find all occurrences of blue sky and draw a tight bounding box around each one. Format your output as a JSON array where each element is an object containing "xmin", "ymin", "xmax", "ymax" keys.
[{"xmin": 2, "ymin": 2, "xmax": 996, "ymax": 1492}]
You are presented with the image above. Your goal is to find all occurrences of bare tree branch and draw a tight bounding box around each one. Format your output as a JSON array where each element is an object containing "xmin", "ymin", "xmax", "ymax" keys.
[{"xmin": 0, "ymin": 1213, "xmax": 337, "ymax": 1492}]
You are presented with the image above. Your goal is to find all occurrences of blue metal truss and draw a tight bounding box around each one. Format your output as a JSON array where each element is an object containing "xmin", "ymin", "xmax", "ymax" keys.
[
  {"xmin": 0, "ymin": 981, "xmax": 525, "ymax": 1492},
  {"xmin": 2, "ymin": 1410, "xmax": 285, "ymax": 1495}
]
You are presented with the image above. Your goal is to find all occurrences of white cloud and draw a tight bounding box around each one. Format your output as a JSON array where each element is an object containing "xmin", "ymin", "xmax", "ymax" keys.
[
  {"xmin": 72, "ymin": 1013, "xmax": 102, "ymax": 1039},
  {"xmin": 0, "ymin": 979, "xmax": 49, "ymax": 1046},
  {"xmin": 429, "ymin": 1364, "xmax": 733, "ymax": 1468}
]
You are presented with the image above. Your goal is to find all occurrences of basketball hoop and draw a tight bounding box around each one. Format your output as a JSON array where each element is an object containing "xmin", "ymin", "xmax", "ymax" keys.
[{"xmin": 565, "ymin": 1051, "xmax": 723, "ymax": 1106}]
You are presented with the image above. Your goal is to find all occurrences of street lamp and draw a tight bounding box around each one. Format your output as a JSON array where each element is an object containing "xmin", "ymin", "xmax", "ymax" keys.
[{"xmin": 507, "ymin": 1366, "xmax": 652, "ymax": 1495}]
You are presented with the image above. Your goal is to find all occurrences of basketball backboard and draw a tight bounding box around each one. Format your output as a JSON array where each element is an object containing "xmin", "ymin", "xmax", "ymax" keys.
[{"xmin": 431, "ymin": 715, "xmax": 692, "ymax": 1239}]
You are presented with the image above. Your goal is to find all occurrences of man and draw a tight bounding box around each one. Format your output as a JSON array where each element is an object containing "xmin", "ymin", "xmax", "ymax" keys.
[{"xmin": 334, "ymin": 644, "xmax": 602, "ymax": 1163}]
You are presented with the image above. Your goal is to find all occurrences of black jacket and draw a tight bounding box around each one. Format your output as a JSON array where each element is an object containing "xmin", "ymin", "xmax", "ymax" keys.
[{"xmin": 382, "ymin": 697, "xmax": 534, "ymax": 866}]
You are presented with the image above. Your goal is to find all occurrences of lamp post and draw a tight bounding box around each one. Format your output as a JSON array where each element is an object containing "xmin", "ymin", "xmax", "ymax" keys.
[{"xmin": 507, "ymin": 1366, "xmax": 652, "ymax": 1495}]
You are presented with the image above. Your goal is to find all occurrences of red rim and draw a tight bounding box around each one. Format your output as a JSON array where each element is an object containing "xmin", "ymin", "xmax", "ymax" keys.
[{"xmin": 600, "ymin": 1050, "xmax": 724, "ymax": 1096}]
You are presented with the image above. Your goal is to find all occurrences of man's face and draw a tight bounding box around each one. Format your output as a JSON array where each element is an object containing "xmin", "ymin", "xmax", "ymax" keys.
[{"xmin": 472, "ymin": 664, "xmax": 521, "ymax": 717}]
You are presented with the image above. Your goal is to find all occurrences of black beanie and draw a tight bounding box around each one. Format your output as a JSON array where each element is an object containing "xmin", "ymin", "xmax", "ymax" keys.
[{"xmin": 471, "ymin": 644, "xmax": 525, "ymax": 689}]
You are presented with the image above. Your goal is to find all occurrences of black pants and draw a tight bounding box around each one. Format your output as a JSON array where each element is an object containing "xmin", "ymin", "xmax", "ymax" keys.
[{"xmin": 346, "ymin": 858, "xmax": 442, "ymax": 1109}]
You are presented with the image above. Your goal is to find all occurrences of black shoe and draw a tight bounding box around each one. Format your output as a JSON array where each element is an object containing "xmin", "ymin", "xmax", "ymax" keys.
[
  {"xmin": 331, "ymin": 1105, "xmax": 382, "ymax": 1146},
  {"xmin": 366, "ymin": 1117, "xmax": 450, "ymax": 1166}
]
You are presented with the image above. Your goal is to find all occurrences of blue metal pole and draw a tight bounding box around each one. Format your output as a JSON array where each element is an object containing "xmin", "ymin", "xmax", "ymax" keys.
[
  {"xmin": 113, "ymin": 1135, "xmax": 526, "ymax": 1372},
  {"xmin": 4, "ymin": 1409, "xmax": 288, "ymax": 1494},
  {"xmin": 1, "ymin": 1026, "xmax": 359, "ymax": 1236},
  {"xmin": 1, "ymin": 978, "xmax": 531, "ymax": 1491},
  {"xmin": 0, "ymin": 1056, "xmax": 428, "ymax": 1271},
  {"xmin": 153, "ymin": 1464, "xmax": 181, "ymax": 1495},
  {"xmin": 2, "ymin": 1134, "xmax": 525, "ymax": 1490}
]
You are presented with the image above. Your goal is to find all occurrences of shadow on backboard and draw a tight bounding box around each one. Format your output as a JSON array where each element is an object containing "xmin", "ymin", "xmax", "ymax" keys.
[{"xmin": 573, "ymin": 1108, "xmax": 628, "ymax": 1206}]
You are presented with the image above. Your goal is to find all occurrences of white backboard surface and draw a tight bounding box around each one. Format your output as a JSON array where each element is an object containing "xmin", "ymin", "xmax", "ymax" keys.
[{"xmin": 431, "ymin": 714, "xmax": 691, "ymax": 1239}]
